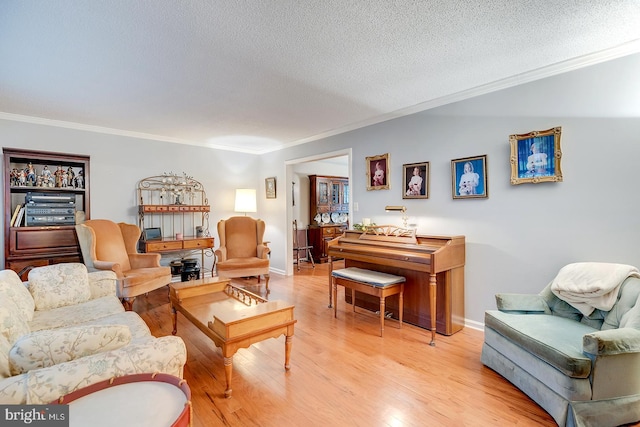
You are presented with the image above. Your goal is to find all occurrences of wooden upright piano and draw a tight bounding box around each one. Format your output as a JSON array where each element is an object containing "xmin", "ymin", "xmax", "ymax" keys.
[{"xmin": 327, "ymin": 227, "xmax": 465, "ymax": 345}]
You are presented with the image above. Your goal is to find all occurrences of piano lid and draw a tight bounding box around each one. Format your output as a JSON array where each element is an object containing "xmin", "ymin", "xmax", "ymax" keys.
[{"xmin": 328, "ymin": 228, "xmax": 465, "ymax": 273}]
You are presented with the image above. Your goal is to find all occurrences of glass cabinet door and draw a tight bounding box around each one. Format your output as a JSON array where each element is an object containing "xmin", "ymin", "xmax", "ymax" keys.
[
  {"xmin": 331, "ymin": 183, "xmax": 340, "ymax": 205},
  {"xmin": 318, "ymin": 181, "xmax": 329, "ymax": 205},
  {"xmin": 343, "ymin": 183, "xmax": 349, "ymax": 205}
]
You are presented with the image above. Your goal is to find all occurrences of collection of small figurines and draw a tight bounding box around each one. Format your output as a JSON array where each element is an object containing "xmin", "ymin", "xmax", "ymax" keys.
[{"xmin": 10, "ymin": 162, "xmax": 84, "ymax": 189}]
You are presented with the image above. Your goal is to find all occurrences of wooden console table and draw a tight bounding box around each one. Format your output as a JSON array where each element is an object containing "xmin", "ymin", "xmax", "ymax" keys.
[{"xmin": 170, "ymin": 277, "xmax": 296, "ymax": 397}]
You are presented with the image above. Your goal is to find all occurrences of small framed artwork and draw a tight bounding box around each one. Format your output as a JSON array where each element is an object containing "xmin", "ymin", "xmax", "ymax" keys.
[
  {"xmin": 451, "ymin": 155, "xmax": 488, "ymax": 199},
  {"xmin": 366, "ymin": 153, "xmax": 390, "ymax": 191},
  {"xmin": 265, "ymin": 177, "xmax": 277, "ymax": 198},
  {"xmin": 402, "ymin": 162, "xmax": 429, "ymax": 199},
  {"xmin": 509, "ymin": 126, "xmax": 562, "ymax": 185}
]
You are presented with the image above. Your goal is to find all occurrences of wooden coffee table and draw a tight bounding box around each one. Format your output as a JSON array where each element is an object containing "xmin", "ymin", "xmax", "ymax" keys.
[{"xmin": 170, "ymin": 277, "xmax": 296, "ymax": 398}]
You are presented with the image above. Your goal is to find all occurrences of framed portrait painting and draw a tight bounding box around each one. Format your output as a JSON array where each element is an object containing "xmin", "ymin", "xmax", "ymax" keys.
[
  {"xmin": 265, "ymin": 177, "xmax": 276, "ymax": 199},
  {"xmin": 402, "ymin": 162, "xmax": 429, "ymax": 199},
  {"xmin": 451, "ymin": 155, "xmax": 488, "ymax": 199},
  {"xmin": 366, "ymin": 153, "xmax": 389, "ymax": 190},
  {"xmin": 509, "ymin": 126, "xmax": 562, "ymax": 185}
]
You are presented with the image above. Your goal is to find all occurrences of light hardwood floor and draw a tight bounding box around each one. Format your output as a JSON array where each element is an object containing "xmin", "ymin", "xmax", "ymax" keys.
[{"xmin": 135, "ymin": 261, "xmax": 556, "ymax": 427}]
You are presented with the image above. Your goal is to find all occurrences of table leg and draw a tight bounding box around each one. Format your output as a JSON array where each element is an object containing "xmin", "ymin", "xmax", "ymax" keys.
[
  {"xmin": 333, "ymin": 280, "xmax": 338, "ymax": 318},
  {"xmin": 429, "ymin": 273, "xmax": 437, "ymax": 346},
  {"xmin": 379, "ymin": 295, "xmax": 385, "ymax": 337},
  {"xmin": 171, "ymin": 305, "xmax": 178, "ymax": 335},
  {"xmin": 284, "ymin": 334, "xmax": 293, "ymax": 370},
  {"xmin": 399, "ymin": 284, "xmax": 404, "ymax": 329},
  {"xmin": 328, "ymin": 258, "xmax": 333, "ymax": 307},
  {"xmin": 223, "ymin": 356, "xmax": 233, "ymax": 398}
]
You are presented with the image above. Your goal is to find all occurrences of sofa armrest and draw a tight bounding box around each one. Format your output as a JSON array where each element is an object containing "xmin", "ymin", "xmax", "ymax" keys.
[
  {"xmin": 3, "ymin": 336, "xmax": 187, "ymax": 404},
  {"xmin": 495, "ymin": 293, "xmax": 551, "ymax": 313},
  {"xmin": 583, "ymin": 328, "xmax": 640, "ymax": 356},
  {"xmin": 584, "ymin": 328, "xmax": 640, "ymax": 400},
  {"xmin": 87, "ymin": 271, "xmax": 118, "ymax": 299},
  {"xmin": 128, "ymin": 253, "xmax": 161, "ymax": 269}
]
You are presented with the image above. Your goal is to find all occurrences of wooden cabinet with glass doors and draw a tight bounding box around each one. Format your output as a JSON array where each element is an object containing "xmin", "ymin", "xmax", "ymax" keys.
[
  {"xmin": 308, "ymin": 175, "xmax": 349, "ymax": 263},
  {"xmin": 4, "ymin": 148, "xmax": 90, "ymax": 279}
]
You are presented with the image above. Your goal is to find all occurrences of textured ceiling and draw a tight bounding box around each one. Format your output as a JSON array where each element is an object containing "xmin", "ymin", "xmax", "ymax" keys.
[{"xmin": 1, "ymin": 1, "xmax": 639, "ymax": 153}]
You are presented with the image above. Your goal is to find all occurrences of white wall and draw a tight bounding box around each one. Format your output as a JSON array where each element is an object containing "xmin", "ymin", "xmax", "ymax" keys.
[
  {"xmin": 0, "ymin": 122, "xmax": 258, "ymax": 274},
  {"xmin": 2, "ymin": 52, "xmax": 639, "ymax": 327},
  {"xmin": 260, "ymin": 52, "xmax": 640, "ymax": 327}
]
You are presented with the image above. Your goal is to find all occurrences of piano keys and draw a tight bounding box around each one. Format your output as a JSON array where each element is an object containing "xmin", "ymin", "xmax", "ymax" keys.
[{"xmin": 327, "ymin": 227, "xmax": 465, "ymax": 345}]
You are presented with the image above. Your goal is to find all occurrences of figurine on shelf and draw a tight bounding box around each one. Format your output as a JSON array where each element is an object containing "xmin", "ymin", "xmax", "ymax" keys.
[
  {"xmin": 25, "ymin": 162, "xmax": 36, "ymax": 186},
  {"xmin": 10, "ymin": 168, "xmax": 20, "ymax": 186},
  {"xmin": 67, "ymin": 166, "xmax": 75, "ymax": 187},
  {"xmin": 74, "ymin": 169, "xmax": 84, "ymax": 189},
  {"xmin": 18, "ymin": 169, "xmax": 27, "ymax": 186},
  {"xmin": 41, "ymin": 166, "xmax": 54, "ymax": 187},
  {"xmin": 54, "ymin": 166, "xmax": 65, "ymax": 187}
]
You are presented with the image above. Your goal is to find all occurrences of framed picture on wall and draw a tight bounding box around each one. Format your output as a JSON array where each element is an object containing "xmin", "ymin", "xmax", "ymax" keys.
[
  {"xmin": 402, "ymin": 162, "xmax": 429, "ymax": 199},
  {"xmin": 451, "ymin": 155, "xmax": 488, "ymax": 199},
  {"xmin": 509, "ymin": 126, "xmax": 563, "ymax": 185},
  {"xmin": 265, "ymin": 177, "xmax": 276, "ymax": 198},
  {"xmin": 366, "ymin": 153, "xmax": 389, "ymax": 190}
]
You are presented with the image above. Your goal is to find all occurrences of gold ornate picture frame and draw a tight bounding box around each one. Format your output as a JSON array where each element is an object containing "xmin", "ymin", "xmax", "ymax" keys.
[
  {"xmin": 366, "ymin": 153, "xmax": 389, "ymax": 190},
  {"xmin": 509, "ymin": 127, "xmax": 563, "ymax": 185}
]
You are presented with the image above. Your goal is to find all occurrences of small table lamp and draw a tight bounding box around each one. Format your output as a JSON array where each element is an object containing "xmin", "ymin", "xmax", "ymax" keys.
[{"xmin": 385, "ymin": 205, "xmax": 408, "ymax": 228}]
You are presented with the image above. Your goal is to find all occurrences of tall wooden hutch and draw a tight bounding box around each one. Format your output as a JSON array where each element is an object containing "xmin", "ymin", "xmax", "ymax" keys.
[
  {"xmin": 3, "ymin": 148, "xmax": 90, "ymax": 279},
  {"xmin": 308, "ymin": 175, "xmax": 349, "ymax": 263}
]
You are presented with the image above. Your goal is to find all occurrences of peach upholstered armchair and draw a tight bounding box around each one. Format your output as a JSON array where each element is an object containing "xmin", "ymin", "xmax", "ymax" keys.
[
  {"xmin": 76, "ymin": 219, "xmax": 171, "ymax": 310},
  {"xmin": 215, "ymin": 216, "xmax": 270, "ymax": 292}
]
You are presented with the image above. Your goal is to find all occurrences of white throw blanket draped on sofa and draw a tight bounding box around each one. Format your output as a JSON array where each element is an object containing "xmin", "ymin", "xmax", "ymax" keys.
[{"xmin": 550, "ymin": 262, "xmax": 640, "ymax": 316}]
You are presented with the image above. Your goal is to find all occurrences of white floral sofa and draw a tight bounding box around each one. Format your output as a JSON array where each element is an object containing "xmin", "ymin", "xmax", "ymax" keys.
[{"xmin": 0, "ymin": 263, "xmax": 187, "ymax": 404}]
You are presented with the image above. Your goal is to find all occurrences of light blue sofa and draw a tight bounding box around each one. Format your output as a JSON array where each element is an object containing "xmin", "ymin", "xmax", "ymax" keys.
[{"xmin": 482, "ymin": 275, "xmax": 640, "ymax": 426}]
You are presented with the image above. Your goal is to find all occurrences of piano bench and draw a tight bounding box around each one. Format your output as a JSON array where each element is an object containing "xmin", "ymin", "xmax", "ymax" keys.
[{"xmin": 331, "ymin": 267, "xmax": 405, "ymax": 337}]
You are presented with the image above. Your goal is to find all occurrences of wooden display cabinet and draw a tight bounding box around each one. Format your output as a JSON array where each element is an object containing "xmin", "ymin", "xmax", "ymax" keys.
[
  {"xmin": 137, "ymin": 173, "xmax": 214, "ymax": 278},
  {"xmin": 4, "ymin": 148, "xmax": 90, "ymax": 279},
  {"xmin": 308, "ymin": 175, "xmax": 349, "ymax": 263}
]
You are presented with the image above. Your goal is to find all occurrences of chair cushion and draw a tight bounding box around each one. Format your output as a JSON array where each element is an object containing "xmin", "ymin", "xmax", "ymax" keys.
[
  {"xmin": 9, "ymin": 324, "xmax": 132, "ymax": 375},
  {"xmin": 485, "ymin": 310, "xmax": 595, "ymax": 378},
  {"xmin": 0, "ymin": 270, "xmax": 35, "ymax": 321},
  {"xmin": 217, "ymin": 257, "xmax": 269, "ymax": 270},
  {"xmin": 29, "ymin": 296, "xmax": 125, "ymax": 332},
  {"xmin": 28, "ymin": 263, "xmax": 91, "ymax": 311},
  {"xmin": 332, "ymin": 267, "xmax": 406, "ymax": 287}
]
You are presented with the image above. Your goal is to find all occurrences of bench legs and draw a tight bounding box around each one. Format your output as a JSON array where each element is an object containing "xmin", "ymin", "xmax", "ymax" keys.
[{"xmin": 332, "ymin": 277, "xmax": 403, "ymax": 337}]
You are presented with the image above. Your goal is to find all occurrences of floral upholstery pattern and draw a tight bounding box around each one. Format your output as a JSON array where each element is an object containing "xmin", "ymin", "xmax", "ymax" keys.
[
  {"xmin": 0, "ymin": 336, "xmax": 186, "ymax": 404},
  {"xmin": 0, "ymin": 264, "xmax": 187, "ymax": 404},
  {"xmin": 9, "ymin": 325, "xmax": 132, "ymax": 375},
  {"xmin": 0, "ymin": 270, "xmax": 34, "ymax": 321},
  {"xmin": 68, "ymin": 312, "xmax": 152, "ymax": 344},
  {"xmin": 28, "ymin": 264, "xmax": 91, "ymax": 311},
  {"xmin": 0, "ymin": 300, "xmax": 29, "ymax": 345},
  {"xmin": 0, "ymin": 335, "xmax": 12, "ymax": 379},
  {"xmin": 28, "ymin": 296, "xmax": 125, "ymax": 332},
  {"xmin": 87, "ymin": 270, "xmax": 118, "ymax": 299}
]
